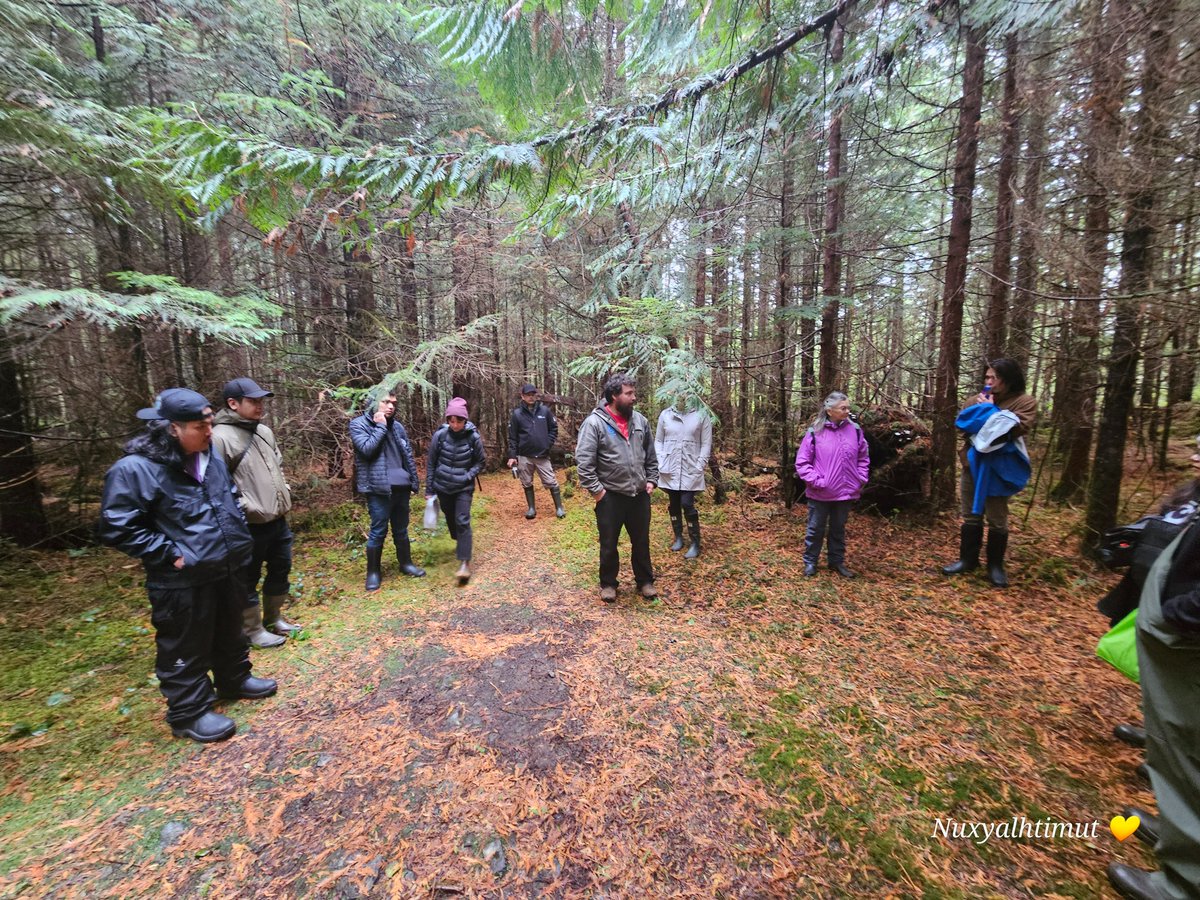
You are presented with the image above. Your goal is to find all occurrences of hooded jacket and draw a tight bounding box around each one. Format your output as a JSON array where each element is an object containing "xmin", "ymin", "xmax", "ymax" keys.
[
  {"xmin": 427, "ymin": 422, "xmax": 486, "ymax": 494},
  {"xmin": 507, "ymin": 401, "xmax": 558, "ymax": 458},
  {"xmin": 210, "ymin": 407, "xmax": 292, "ymax": 523},
  {"xmin": 349, "ymin": 396, "xmax": 420, "ymax": 496},
  {"xmin": 654, "ymin": 407, "xmax": 712, "ymax": 492},
  {"xmin": 576, "ymin": 404, "xmax": 659, "ymax": 498},
  {"xmin": 98, "ymin": 428, "xmax": 253, "ymax": 588},
  {"xmin": 794, "ymin": 419, "xmax": 870, "ymax": 503}
]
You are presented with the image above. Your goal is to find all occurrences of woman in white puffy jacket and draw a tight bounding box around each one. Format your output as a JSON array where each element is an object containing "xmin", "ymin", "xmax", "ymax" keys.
[{"xmin": 654, "ymin": 400, "xmax": 712, "ymax": 559}]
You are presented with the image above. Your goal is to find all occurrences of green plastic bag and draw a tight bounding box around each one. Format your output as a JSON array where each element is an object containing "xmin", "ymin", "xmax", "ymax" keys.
[{"xmin": 1096, "ymin": 607, "xmax": 1140, "ymax": 684}]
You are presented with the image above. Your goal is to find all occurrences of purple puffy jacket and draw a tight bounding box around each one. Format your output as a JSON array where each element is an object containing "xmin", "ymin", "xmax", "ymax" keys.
[{"xmin": 794, "ymin": 420, "xmax": 870, "ymax": 502}]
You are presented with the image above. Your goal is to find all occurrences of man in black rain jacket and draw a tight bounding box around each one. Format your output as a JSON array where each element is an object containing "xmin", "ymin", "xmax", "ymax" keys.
[{"xmin": 98, "ymin": 388, "xmax": 277, "ymax": 743}]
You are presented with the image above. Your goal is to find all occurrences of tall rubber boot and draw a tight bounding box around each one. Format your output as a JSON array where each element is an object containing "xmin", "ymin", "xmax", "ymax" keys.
[
  {"xmin": 263, "ymin": 593, "xmax": 302, "ymax": 635},
  {"xmin": 669, "ymin": 515, "xmax": 685, "ymax": 552},
  {"xmin": 523, "ymin": 486, "xmax": 537, "ymax": 520},
  {"xmin": 549, "ymin": 486, "xmax": 566, "ymax": 519},
  {"xmin": 243, "ymin": 603, "xmax": 286, "ymax": 648},
  {"xmin": 986, "ymin": 528, "xmax": 1010, "ymax": 588},
  {"xmin": 395, "ymin": 537, "xmax": 426, "ymax": 577},
  {"xmin": 942, "ymin": 522, "xmax": 983, "ymax": 575},
  {"xmin": 684, "ymin": 511, "xmax": 701, "ymax": 559},
  {"xmin": 365, "ymin": 545, "xmax": 383, "ymax": 592}
]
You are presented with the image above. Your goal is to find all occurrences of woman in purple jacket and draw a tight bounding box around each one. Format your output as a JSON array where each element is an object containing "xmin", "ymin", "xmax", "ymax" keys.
[{"xmin": 794, "ymin": 392, "xmax": 870, "ymax": 578}]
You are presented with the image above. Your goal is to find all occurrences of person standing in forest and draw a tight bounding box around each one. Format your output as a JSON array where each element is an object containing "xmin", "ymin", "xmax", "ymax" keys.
[
  {"xmin": 1107, "ymin": 435, "xmax": 1200, "ymax": 900},
  {"xmin": 211, "ymin": 377, "xmax": 300, "ymax": 648},
  {"xmin": 349, "ymin": 387, "xmax": 425, "ymax": 592},
  {"xmin": 427, "ymin": 397, "xmax": 486, "ymax": 586},
  {"xmin": 506, "ymin": 383, "xmax": 565, "ymax": 520},
  {"xmin": 98, "ymin": 388, "xmax": 276, "ymax": 743},
  {"xmin": 941, "ymin": 358, "xmax": 1037, "ymax": 587},
  {"xmin": 576, "ymin": 373, "xmax": 660, "ymax": 602},
  {"xmin": 794, "ymin": 391, "xmax": 870, "ymax": 578},
  {"xmin": 654, "ymin": 397, "xmax": 712, "ymax": 559}
]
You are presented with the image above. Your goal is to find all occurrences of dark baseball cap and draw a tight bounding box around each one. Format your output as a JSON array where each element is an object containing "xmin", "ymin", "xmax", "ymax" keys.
[
  {"xmin": 520, "ymin": 383, "xmax": 538, "ymax": 394},
  {"xmin": 136, "ymin": 388, "xmax": 213, "ymax": 422},
  {"xmin": 222, "ymin": 377, "xmax": 274, "ymax": 401}
]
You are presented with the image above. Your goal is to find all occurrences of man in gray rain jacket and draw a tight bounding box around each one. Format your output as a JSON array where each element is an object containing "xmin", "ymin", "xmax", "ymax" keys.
[{"xmin": 575, "ymin": 373, "xmax": 659, "ymax": 603}]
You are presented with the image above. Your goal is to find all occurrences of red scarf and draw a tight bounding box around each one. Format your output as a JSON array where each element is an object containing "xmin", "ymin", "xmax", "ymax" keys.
[{"xmin": 606, "ymin": 405, "xmax": 630, "ymax": 440}]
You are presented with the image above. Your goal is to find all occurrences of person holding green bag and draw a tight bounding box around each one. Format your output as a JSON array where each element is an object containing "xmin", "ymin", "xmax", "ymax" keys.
[{"xmin": 1108, "ymin": 436, "xmax": 1200, "ymax": 900}]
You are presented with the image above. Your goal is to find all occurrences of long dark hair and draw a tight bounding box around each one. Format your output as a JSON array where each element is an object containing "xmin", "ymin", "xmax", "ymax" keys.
[
  {"xmin": 124, "ymin": 421, "xmax": 183, "ymax": 467},
  {"xmin": 989, "ymin": 358, "xmax": 1026, "ymax": 396}
]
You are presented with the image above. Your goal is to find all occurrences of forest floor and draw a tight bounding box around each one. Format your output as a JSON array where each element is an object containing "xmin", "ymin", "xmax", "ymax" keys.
[{"xmin": 0, "ymin": 458, "xmax": 1189, "ymax": 899}]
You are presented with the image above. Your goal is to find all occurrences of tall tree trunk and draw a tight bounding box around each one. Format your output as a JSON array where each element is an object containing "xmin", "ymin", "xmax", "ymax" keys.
[
  {"xmin": 931, "ymin": 26, "xmax": 987, "ymax": 509},
  {"xmin": 818, "ymin": 16, "xmax": 847, "ymax": 399},
  {"xmin": 0, "ymin": 329, "xmax": 50, "ymax": 545},
  {"xmin": 1085, "ymin": 0, "xmax": 1177, "ymax": 550},
  {"xmin": 778, "ymin": 135, "xmax": 797, "ymax": 506},
  {"xmin": 983, "ymin": 31, "xmax": 1020, "ymax": 368},
  {"xmin": 1053, "ymin": 0, "xmax": 1126, "ymax": 502}
]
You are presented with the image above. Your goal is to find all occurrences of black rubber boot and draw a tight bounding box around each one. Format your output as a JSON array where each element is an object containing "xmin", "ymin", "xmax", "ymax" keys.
[
  {"xmin": 171, "ymin": 710, "xmax": 236, "ymax": 743},
  {"xmin": 365, "ymin": 545, "xmax": 383, "ymax": 592},
  {"xmin": 549, "ymin": 486, "xmax": 566, "ymax": 518},
  {"xmin": 1122, "ymin": 805, "xmax": 1160, "ymax": 848},
  {"xmin": 395, "ymin": 537, "xmax": 426, "ymax": 577},
  {"xmin": 684, "ymin": 512, "xmax": 701, "ymax": 559},
  {"xmin": 1107, "ymin": 863, "xmax": 1171, "ymax": 900},
  {"xmin": 217, "ymin": 676, "xmax": 278, "ymax": 700},
  {"xmin": 942, "ymin": 522, "xmax": 983, "ymax": 575},
  {"xmin": 669, "ymin": 515, "xmax": 685, "ymax": 552},
  {"xmin": 524, "ymin": 486, "xmax": 537, "ymax": 520},
  {"xmin": 986, "ymin": 528, "xmax": 1009, "ymax": 588}
]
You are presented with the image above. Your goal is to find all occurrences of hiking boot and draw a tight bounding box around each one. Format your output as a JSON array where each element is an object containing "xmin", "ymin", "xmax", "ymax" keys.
[
  {"xmin": 524, "ymin": 486, "xmax": 537, "ymax": 520},
  {"xmin": 456, "ymin": 560, "xmax": 471, "ymax": 586},
  {"xmin": 684, "ymin": 512, "xmax": 701, "ymax": 559},
  {"xmin": 549, "ymin": 486, "xmax": 566, "ymax": 518},
  {"xmin": 639, "ymin": 582, "xmax": 658, "ymax": 599},
  {"xmin": 669, "ymin": 515, "xmax": 685, "ymax": 552},
  {"xmin": 599, "ymin": 585, "xmax": 617, "ymax": 603},
  {"xmin": 830, "ymin": 562, "xmax": 856, "ymax": 578},
  {"xmin": 263, "ymin": 593, "xmax": 301, "ymax": 635},
  {"xmin": 217, "ymin": 676, "xmax": 278, "ymax": 700},
  {"xmin": 986, "ymin": 528, "xmax": 1009, "ymax": 588},
  {"xmin": 942, "ymin": 522, "xmax": 983, "ymax": 575},
  {"xmin": 365, "ymin": 545, "xmax": 383, "ymax": 592},
  {"xmin": 242, "ymin": 604, "xmax": 286, "ymax": 648},
  {"xmin": 171, "ymin": 710, "xmax": 236, "ymax": 743}
]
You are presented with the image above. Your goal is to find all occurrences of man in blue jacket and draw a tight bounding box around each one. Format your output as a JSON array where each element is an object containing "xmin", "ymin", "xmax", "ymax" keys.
[
  {"xmin": 98, "ymin": 389, "xmax": 277, "ymax": 743},
  {"xmin": 349, "ymin": 386, "xmax": 425, "ymax": 590},
  {"xmin": 505, "ymin": 383, "xmax": 565, "ymax": 519}
]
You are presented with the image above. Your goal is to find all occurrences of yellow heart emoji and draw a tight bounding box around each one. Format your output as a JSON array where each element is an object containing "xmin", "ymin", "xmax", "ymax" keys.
[{"xmin": 1111, "ymin": 815, "xmax": 1141, "ymax": 841}]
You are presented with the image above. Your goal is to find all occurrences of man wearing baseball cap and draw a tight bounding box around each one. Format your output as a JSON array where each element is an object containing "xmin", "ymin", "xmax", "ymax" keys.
[
  {"xmin": 98, "ymin": 388, "xmax": 277, "ymax": 743},
  {"xmin": 211, "ymin": 377, "xmax": 301, "ymax": 648},
  {"xmin": 505, "ymin": 383, "xmax": 565, "ymax": 520}
]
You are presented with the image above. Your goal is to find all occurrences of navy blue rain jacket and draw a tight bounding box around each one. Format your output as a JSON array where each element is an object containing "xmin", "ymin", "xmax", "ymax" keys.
[{"xmin": 349, "ymin": 398, "xmax": 420, "ymax": 496}]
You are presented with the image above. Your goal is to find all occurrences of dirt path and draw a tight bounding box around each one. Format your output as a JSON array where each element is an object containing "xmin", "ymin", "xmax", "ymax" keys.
[{"xmin": 1, "ymin": 475, "xmax": 1150, "ymax": 898}]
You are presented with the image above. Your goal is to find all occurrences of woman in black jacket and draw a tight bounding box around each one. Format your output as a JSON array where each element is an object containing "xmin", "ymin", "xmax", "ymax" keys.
[{"xmin": 426, "ymin": 397, "xmax": 486, "ymax": 585}]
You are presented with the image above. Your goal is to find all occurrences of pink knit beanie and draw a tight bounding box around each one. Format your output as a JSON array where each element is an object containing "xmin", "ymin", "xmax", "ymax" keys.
[{"xmin": 445, "ymin": 397, "xmax": 469, "ymax": 419}]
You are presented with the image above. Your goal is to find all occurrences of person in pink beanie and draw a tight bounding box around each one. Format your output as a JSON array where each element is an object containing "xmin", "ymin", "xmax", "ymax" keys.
[{"xmin": 426, "ymin": 397, "xmax": 486, "ymax": 584}]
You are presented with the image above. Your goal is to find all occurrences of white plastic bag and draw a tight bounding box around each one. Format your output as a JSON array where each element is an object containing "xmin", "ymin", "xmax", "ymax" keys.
[{"xmin": 422, "ymin": 495, "xmax": 440, "ymax": 532}]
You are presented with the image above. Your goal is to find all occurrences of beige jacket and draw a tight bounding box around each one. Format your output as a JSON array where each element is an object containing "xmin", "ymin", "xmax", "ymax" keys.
[{"xmin": 211, "ymin": 409, "xmax": 292, "ymax": 524}]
